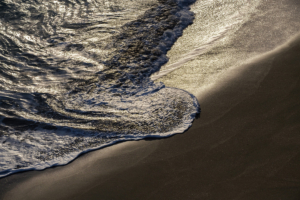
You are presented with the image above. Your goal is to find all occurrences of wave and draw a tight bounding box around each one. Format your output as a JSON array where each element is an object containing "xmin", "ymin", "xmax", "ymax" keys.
[{"xmin": 0, "ymin": 0, "xmax": 200, "ymax": 177}]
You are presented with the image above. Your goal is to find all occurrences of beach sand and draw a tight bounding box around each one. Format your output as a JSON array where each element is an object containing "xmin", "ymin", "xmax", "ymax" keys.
[{"xmin": 1, "ymin": 33, "xmax": 300, "ymax": 200}]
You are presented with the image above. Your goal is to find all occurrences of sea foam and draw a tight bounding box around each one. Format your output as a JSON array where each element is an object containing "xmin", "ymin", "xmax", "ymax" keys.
[{"xmin": 0, "ymin": 0, "xmax": 199, "ymax": 177}]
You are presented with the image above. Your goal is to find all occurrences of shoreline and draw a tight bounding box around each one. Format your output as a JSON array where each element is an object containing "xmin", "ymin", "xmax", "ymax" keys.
[{"xmin": 1, "ymin": 33, "xmax": 300, "ymax": 199}]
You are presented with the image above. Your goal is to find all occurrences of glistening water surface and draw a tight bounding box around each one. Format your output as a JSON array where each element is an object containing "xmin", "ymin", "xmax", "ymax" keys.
[
  {"xmin": 1, "ymin": 0, "xmax": 300, "ymax": 178},
  {"xmin": 0, "ymin": 0, "xmax": 200, "ymax": 177}
]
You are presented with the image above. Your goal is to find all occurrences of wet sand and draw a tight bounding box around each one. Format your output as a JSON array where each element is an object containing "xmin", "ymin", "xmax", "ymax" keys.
[{"xmin": 1, "ymin": 34, "xmax": 300, "ymax": 200}]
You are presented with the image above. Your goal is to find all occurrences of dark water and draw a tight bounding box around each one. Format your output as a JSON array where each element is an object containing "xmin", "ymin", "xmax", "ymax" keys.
[{"xmin": 0, "ymin": 0, "xmax": 200, "ymax": 177}]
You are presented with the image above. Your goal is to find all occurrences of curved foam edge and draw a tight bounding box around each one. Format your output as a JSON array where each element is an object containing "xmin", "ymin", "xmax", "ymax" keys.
[{"xmin": 0, "ymin": 87, "xmax": 200, "ymax": 178}]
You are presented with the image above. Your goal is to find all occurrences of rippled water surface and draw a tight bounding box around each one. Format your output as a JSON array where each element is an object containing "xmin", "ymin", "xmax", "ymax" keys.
[
  {"xmin": 0, "ymin": 0, "xmax": 200, "ymax": 177},
  {"xmin": 1, "ymin": 0, "xmax": 300, "ymax": 178}
]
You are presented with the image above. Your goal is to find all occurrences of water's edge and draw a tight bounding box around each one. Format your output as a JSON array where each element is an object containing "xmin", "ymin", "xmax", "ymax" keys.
[{"xmin": 0, "ymin": 0, "xmax": 200, "ymax": 178}]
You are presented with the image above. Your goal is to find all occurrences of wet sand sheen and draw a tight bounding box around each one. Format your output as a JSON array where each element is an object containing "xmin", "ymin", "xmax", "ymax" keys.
[{"xmin": 1, "ymin": 33, "xmax": 300, "ymax": 199}]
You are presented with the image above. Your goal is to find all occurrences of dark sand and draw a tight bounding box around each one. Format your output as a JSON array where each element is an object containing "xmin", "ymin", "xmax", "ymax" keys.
[{"xmin": 1, "ymin": 34, "xmax": 300, "ymax": 200}]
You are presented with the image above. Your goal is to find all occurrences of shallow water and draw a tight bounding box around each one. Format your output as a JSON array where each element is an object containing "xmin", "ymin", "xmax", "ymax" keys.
[
  {"xmin": 156, "ymin": 0, "xmax": 300, "ymax": 95},
  {"xmin": 0, "ymin": 0, "xmax": 201, "ymax": 177},
  {"xmin": 1, "ymin": 0, "xmax": 300, "ymax": 178}
]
